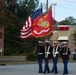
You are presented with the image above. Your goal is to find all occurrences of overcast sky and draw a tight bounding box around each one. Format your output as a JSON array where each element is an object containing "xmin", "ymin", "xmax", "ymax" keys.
[{"xmin": 39, "ymin": 0, "xmax": 76, "ymax": 22}]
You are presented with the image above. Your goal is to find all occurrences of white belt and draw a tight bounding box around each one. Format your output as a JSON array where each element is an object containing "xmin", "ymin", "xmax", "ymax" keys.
[
  {"xmin": 53, "ymin": 52, "xmax": 59, "ymax": 58},
  {"xmin": 38, "ymin": 53, "xmax": 43, "ymax": 55},
  {"xmin": 62, "ymin": 53, "xmax": 68, "ymax": 55},
  {"xmin": 53, "ymin": 52, "xmax": 59, "ymax": 54},
  {"xmin": 45, "ymin": 52, "xmax": 50, "ymax": 54}
]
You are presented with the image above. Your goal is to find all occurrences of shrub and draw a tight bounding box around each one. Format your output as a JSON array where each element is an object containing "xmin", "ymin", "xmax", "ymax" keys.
[{"xmin": 26, "ymin": 53, "xmax": 37, "ymax": 61}]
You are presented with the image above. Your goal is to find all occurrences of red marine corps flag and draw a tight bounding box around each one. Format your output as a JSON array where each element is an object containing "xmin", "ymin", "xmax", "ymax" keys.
[
  {"xmin": 20, "ymin": 8, "xmax": 42, "ymax": 40},
  {"xmin": 32, "ymin": 7, "xmax": 53, "ymax": 38}
]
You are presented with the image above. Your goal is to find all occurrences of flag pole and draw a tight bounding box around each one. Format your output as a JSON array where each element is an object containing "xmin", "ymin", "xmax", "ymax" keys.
[
  {"xmin": 46, "ymin": 0, "xmax": 54, "ymax": 45},
  {"xmin": 45, "ymin": 0, "xmax": 53, "ymax": 45},
  {"xmin": 46, "ymin": 0, "xmax": 48, "ymax": 11},
  {"xmin": 52, "ymin": 3, "xmax": 57, "ymax": 45},
  {"xmin": 43, "ymin": 0, "xmax": 48, "ymax": 43}
]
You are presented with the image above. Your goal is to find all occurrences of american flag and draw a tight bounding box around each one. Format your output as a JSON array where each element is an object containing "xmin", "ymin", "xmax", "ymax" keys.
[{"xmin": 20, "ymin": 8, "xmax": 42, "ymax": 40}]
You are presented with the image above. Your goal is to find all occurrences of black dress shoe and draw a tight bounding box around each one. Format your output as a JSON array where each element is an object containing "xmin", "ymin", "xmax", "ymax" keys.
[
  {"xmin": 63, "ymin": 73, "xmax": 68, "ymax": 75},
  {"xmin": 50, "ymin": 71, "xmax": 53, "ymax": 73},
  {"xmin": 54, "ymin": 72, "xmax": 58, "ymax": 74},
  {"xmin": 38, "ymin": 71, "xmax": 43, "ymax": 73},
  {"xmin": 47, "ymin": 71, "xmax": 51, "ymax": 73},
  {"xmin": 43, "ymin": 72, "xmax": 46, "ymax": 74}
]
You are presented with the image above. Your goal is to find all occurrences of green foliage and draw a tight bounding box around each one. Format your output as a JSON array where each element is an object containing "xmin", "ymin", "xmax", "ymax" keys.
[
  {"xmin": 26, "ymin": 53, "xmax": 37, "ymax": 61},
  {"xmin": 0, "ymin": 0, "xmax": 63, "ymax": 56},
  {"xmin": 4, "ymin": 0, "xmax": 40, "ymax": 55},
  {"xmin": 65, "ymin": 16, "xmax": 76, "ymax": 25},
  {"xmin": 59, "ymin": 16, "xmax": 76, "ymax": 25},
  {"xmin": 6, "ymin": 0, "xmax": 39, "ymax": 21},
  {"xmin": 58, "ymin": 20, "xmax": 70, "ymax": 25}
]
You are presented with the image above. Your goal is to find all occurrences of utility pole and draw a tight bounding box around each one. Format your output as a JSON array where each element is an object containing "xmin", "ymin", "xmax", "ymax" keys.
[
  {"xmin": 46, "ymin": 0, "xmax": 48, "ymax": 11},
  {"xmin": 52, "ymin": 3, "xmax": 57, "ymax": 20}
]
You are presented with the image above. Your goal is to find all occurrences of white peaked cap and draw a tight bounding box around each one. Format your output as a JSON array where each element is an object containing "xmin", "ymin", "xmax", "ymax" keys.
[
  {"xmin": 38, "ymin": 41, "xmax": 43, "ymax": 44},
  {"xmin": 54, "ymin": 41, "xmax": 58, "ymax": 44},
  {"xmin": 45, "ymin": 40, "xmax": 50, "ymax": 43},
  {"xmin": 63, "ymin": 42, "xmax": 67, "ymax": 45}
]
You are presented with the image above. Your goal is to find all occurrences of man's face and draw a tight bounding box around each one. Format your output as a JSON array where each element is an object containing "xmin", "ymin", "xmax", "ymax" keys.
[
  {"xmin": 45, "ymin": 43, "xmax": 49, "ymax": 46},
  {"xmin": 63, "ymin": 44, "xmax": 67, "ymax": 47},
  {"xmin": 54, "ymin": 43, "xmax": 57, "ymax": 46},
  {"xmin": 39, "ymin": 43, "xmax": 42, "ymax": 46}
]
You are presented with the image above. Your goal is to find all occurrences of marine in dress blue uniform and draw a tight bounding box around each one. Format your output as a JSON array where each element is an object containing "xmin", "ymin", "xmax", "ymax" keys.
[
  {"xmin": 34, "ymin": 41, "xmax": 45, "ymax": 73},
  {"xmin": 43, "ymin": 40, "xmax": 52, "ymax": 74},
  {"xmin": 60, "ymin": 42, "xmax": 71, "ymax": 75},
  {"xmin": 51, "ymin": 41, "xmax": 60, "ymax": 74}
]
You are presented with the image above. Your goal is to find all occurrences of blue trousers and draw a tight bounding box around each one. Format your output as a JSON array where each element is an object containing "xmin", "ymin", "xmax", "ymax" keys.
[
  {"xmin": 44, "ymin": 58, "xmax": 50, "ymax": 72},
  {"xmin": 51, "ymin": 58, "xmax": 58, "ymax": 73},
  {"xmin": 38, "ymin": 59, "xmax": 43, "ymax": 72},
  {"xmin": 63, "ymin": 59, "xmax": 68, "ymax": 74}
]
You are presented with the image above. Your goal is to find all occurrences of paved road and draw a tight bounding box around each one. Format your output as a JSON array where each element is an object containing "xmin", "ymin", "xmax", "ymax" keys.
[{"xmin": 0, "ymin": 62, "xmax": 76, "ymax": 75}]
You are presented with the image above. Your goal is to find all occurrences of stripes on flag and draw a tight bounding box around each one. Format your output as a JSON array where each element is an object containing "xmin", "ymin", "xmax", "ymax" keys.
[
  {"xmin": 24, "ymin": 16, "xmax": 32, "ymax": 28},
  {"xmin": 20, "ymin": 17, "xmax": 32, "ymax": 40},
  {"xmin": 20, "ymin": 8, "xmax": 42, "ymax": 40},
  {"xmin": 20, "ymin": 27, "xmax": 32, "ymax": 40}
]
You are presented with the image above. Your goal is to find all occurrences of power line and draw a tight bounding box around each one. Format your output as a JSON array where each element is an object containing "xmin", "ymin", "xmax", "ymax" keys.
[
  {"xmin": 57, "ymin": 5, "xmax": 76, "ymax": 11},
  {"xmin": 51, "ymin": 1, "xmax": 76, "ymax": 22},
  {"xmin": 62, "ymin": 0, "xmax": 76, "ymax": 7},
  {"xmin": 56, "ymin": 13, "xmax": 66, "ymax": 18},
  {"xmin": 56, "ymin": 12, "xmax": 74, "ymax": 19},
  {"xmin": 63, "ymin": 0, "xmax": 76, "ymax": 4}
]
